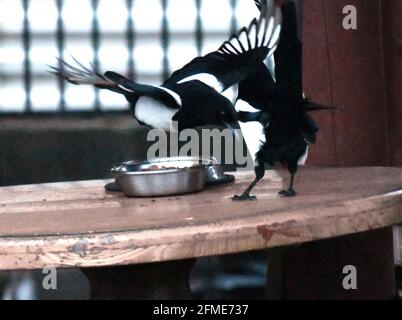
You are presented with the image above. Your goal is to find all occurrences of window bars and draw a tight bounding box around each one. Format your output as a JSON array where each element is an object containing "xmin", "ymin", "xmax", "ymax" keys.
[{"xmin": 0, "ymin": 0, "xmax": 257, "ymax": 113}]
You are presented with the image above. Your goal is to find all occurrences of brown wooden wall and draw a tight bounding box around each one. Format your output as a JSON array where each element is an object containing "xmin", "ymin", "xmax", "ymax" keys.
[
  {"xmin": 303, "ymin": 0, "xmax": 401, "ymax": 167},
  {"xmin": 382, "ymin": 0, "xmax": 402, "ymax": 166}
]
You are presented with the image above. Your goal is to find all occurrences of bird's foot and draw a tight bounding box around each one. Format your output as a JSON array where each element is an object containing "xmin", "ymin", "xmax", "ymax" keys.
[
  {"xmin": 232, "ymin": 194, "xmax": 257, "ymax": 201},
  {"xmin": 278, "ymin": 189, "xmax": 297, "ymax": 197}
]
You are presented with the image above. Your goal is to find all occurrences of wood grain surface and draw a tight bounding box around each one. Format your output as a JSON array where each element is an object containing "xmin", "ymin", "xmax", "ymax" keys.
[{"xmin": 0, "ymin": 168, "xmax": 402, "ymax": 270}]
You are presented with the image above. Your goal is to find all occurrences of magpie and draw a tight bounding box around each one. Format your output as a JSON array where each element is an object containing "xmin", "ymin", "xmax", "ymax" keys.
[
  {"xmin": 50, "ymin": 3, "xmax": 282, "ymax": 134},
  {"xmin": 233, "ymin": 0, "xmax": 336, "ymax": 201},
  {"xmin": 254, "ymin": 0, "xmax": 269, "ymax": 11}
]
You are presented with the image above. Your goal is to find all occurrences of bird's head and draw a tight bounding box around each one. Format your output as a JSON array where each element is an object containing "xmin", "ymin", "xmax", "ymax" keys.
[{"xmin": 297, "ymin": 98, "xmax": 340, "ymax": 144}]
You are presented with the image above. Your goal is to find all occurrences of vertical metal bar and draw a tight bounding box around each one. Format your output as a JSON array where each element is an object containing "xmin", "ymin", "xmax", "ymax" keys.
[
  {"xmin": 22, "ymin": 0, "xmax": 32, "ymax": 113},
  {"xmin": 161, "ymin": 0, "xmax": 169, "ymax": 81},
  {"xmin": 195, "ymin": 0, "xmax": 203, "ymax": 56},
  {"xmin": 126, "ymin": 0, "xmax": 135, "ymax": 81},
  {"xmin": 230, "ymin": 0, "xmax": 238, "ymax": 35},
  {"xmin": 56, "ymin": 0, "xmax": 66, "ymax": 112},
  {"xmin": 91, "ymin": 0, "xmax": 101, "ymax": 111}
]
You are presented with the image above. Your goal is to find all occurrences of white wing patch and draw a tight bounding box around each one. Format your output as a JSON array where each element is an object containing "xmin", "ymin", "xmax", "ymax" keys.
[
  {"xmin": 117, "ymin": 84, "xmax": 134, "ymax": 93},
  {"xmin": 235, "ymin": 99, "xmax": 261, "ymax": 113},
  {"xmin": 248, "ymin": 22, "xmax": 258, "ymax": 48},
  {"xmin": 222, "ymin": 84, "xmax": 239, "ymax": 105},
  {"xmin": 239, "ymin": 121, "xmax": 265, "ymax": 162},
  {"xmin": 263, "ymin": 17, "xmax": 274, "ymax": 46},
  {"xmin": 118, "ymin": 83, "xmax": 182, "ymax": 107},
  {"xmin": 298, "ymin": 146, "xmax": 309, "ymax": 166},
  {"xmin": 264, "ymin": 54, "xmax": 276, "ymax": 82},
  {"xmin": 236, "ymin": 99, "xmax": 266, "ymax": 162},
  {"xmin": 228, "ymin": 37, "xmax": 243, "ymax": 54},
  {"xmin": 217, "ymin": 5, "xmax": 281, "ymax": 57},
  {"xmin": 268, "ymin": 26, "xmax": 281, "ymax": 48},
  {"xmin": 156, "ymin": 85, "xmax": 182, "ymax": 106},
  {"xmin": 238, "ymin": 30, "xmax": 250, "ymax": 51},
  {"xmin": 135, "ymin": 96, "xmax": 178, "ymax": 131},
  {"xmin": 177, "ymin": 73, "xmax": 224, "ymax": 93}
]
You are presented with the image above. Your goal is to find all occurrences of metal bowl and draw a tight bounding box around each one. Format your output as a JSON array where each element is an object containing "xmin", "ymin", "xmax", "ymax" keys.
[
  {"xmin": 107, "ymin": 157, "xmax": 234, "ymax": 197},
  {"xmin": 112, "ymin": 158, "xmax": 206, "ymax": 197},
  {"xmin": 204, "ymin": 159, "xmax": 226, "ymax": 184},
  {"xmin": 112, "ymin": 157, "xmax": 228, "ymax": 182}
]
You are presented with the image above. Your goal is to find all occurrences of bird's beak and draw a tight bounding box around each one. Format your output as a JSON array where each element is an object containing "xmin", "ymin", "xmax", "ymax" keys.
[{"xmin": 303, "ymin": 102, "xmax": 341, "ymax": 113}]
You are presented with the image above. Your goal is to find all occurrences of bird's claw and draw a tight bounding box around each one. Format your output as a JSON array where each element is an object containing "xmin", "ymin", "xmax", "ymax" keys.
[
  {"xmin": 278, "ymin": 189, "xmax": 297, "ymax": 197},
  {"xmin": 232, "ymin": 194, "xmax": 257, "ymax": 201}
]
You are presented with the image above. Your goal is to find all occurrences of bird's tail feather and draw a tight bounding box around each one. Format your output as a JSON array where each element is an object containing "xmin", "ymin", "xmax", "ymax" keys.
[
  {"xmin": 50, "ymin": 57, "xmax": 181, "ymax": 108},
  {"xmin": 103, "ymin": 71, "xmax": 138, "ymax": 93},
  {"xmin": 49, "ymin": 57, "xmax": 114, "ymax": 88}
]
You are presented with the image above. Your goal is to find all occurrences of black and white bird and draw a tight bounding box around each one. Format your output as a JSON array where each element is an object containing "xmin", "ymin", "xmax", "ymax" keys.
[
  {"xmin": 235, "ymin": 0, "xmax": 278, "ymax": 160},
  {"xmin": 233, "ymin": 0, "xmax": 335, "ymax": 201},
  {"xmin": 51, "ymin": 3, "xmax": 282, "ymax": 134},
  {"xmin": 254, "ymin": 0, "xmax": 269, "ymax": 11}
]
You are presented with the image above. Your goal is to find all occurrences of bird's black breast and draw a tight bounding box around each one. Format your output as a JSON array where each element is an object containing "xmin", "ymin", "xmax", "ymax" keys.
[{"xmin": 259, "ymin": 127, "xmax": 308, "ymax": 166}]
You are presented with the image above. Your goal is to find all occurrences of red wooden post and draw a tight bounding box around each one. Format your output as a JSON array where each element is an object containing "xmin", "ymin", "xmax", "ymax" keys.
[
  {"xmin": 302, "ymin": 0, "xmax": 338, "ymax": 166},
  {"xmin": 382, "ymin": 0, "xmax": 402, "ymax": 167},
  {"xmin": 304, "ymin": 0, "xmax": 389, "ymax": 167},
  {"xmin": 270, "ymin": 0, "xmax": 397, "ymax": 300}
]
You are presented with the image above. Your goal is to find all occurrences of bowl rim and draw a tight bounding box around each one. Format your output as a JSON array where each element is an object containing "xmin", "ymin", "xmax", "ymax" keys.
[
  {"xmin": 118, "ymin": 164, "xmax": 206, "ymax": 176},
  {"xmin": 111, "ymin": 156, "xmax": 217, "ymax": 176},
  {"xmin": 111, "ymin": 157, "xmax": 213, "ymax": 177}
]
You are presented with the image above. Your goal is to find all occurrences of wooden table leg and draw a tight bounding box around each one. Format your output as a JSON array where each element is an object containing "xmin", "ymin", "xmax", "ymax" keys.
[
  {"xmin": 274, "ymin": 228, "xmax": 396, "ymax": 300},
  {"xmin": 266, "ymin": 247, "xmax": 287, "ymax": 300},
  {"xmin": 81, "ymin": 259, "xmax": 195, "ymax": 300},
  {"xmin": 0, "ymin": 271, "xmax": 8, "ymax": 299}
]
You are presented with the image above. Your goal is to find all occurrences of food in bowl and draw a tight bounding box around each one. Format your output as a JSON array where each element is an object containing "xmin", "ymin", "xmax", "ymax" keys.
[{"xmin": 140, "ymin": 165, "xmax": 177, "ymax": 171}]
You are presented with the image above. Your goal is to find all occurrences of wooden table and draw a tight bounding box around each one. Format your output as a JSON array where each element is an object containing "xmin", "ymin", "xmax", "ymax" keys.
[{"xmin": 1, "ymin": 167, "xmax": 402, "ymax": 299}]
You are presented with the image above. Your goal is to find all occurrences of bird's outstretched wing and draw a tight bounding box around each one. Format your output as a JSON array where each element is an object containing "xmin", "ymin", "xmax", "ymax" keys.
[
  {"xmin": 238, "ymin": 1, "xmax": 302, "ymax": 110},
  {"xmin": 217, "ymin": 4, "xmax": 280, "ymax": 59},
  {"xmin": 164, "ymin": 3, "xmax": 282, "ymax": 93},
  {"xmin": 237, "ymin": 61, "xmax": 276, "ymax": 110},
  {"xmin": 254, "ymin": 0, "xmax": 269, "ymax": 11}
]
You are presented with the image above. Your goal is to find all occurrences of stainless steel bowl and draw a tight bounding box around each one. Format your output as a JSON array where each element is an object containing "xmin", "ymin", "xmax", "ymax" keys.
[
  {"xmin": 112, "ymin": 157, "xmax": 227, "ymax": 182},
  {"xmin": 113, "ymin": 158, "xmax": 206, "ymax": 197},
  {"xmin": 204, "ymin": 159, "xmax": 226, "ymax": 184},
  {"xmin": 107, "ymin": 157, "xmax": 234, "ymax": 197}
]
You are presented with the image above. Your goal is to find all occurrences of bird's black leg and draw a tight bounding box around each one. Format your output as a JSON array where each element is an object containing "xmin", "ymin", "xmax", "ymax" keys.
[
  {"xmin": 279, "ymin": 163, "xmax": 297, "ymax": 197},
  {"xmin": 232, "ymin": 164, "xmax": 265, "ymax": 201}
]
